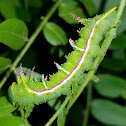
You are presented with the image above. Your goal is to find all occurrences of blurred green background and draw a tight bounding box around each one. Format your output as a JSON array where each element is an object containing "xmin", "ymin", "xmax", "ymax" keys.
[{"xmin": 0, "ymin": 0, "xmax": 126, "ymax": 126}]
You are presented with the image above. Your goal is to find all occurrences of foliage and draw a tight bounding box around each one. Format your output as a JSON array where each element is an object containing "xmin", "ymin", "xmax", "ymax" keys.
[{"xmin": 0, "ymin": 0, "xmax": 126, "ymax": 126}]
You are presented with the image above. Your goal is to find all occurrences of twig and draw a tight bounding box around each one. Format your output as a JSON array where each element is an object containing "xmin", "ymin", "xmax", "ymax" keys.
[
  {"xmin": 44, "ymin": 95, "xmax": 71, "ymax": 126},
  {"xmin": 83, "ymin": 83, "xmax": 92, "ymax": 126}
]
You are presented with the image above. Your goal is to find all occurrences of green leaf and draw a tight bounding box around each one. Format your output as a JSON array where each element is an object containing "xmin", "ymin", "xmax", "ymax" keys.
[
  {"xmin": 0, "ymin": 19, "xmax": 28, "ymax": 50},
  {"xmin": 0, "ymin": 0, "xmax": 17, "ymax": 19},
  {"xmin": 0, "ymin": 116, "xmax": 24, "ymax": 126},
  {"xmin": 112, "ymin": 50, "xmax": 125, "ymax": 59},
  {"xmin": 49, "ymin": 46, "xmax": 59, "ymax": 55},
  {"xmin": 91, "ymin": 99, "xmax": 126, "ymax": 125},
  {"xmin": 48, "ymin": 99, "xmax": 58, "ymax": 108},
  {"xmin": 43, "ymin": 22, "xmax": 67, "ymax": 46},
  {"xmin": 109, "ymin": 34, "xmax": 126, "ymax": 50},
  {"xmin": 80, "ymin": 0, "xmax": 98, "ymax": 16},
  {"xmin": 92, "ymin": 0, "xmax": 102, "ymax": 11},
  {"xmin": 16, "ymin": 8, "xmax": 31, "ymax": 23},
  {"xmin": 48, "ymin": 99, "xmax": 61, "ymax": 111},
  {"xmin": 58, "ymin": 0, "xmax": 85, "ymax": 24},
  {"xmin": 48, "ymin": 99, "xmax": 64, "ymax": 111},
  {"xmin": 54, "ymin": 100, "xmax": 62, "ymax": 111},
  {"xmin": 29, "ymin": 0, "xmax": 43, "ymax": 8},
  {"xmin": 0, "ymin": 57, "xmax": 11, "ymax": 74},
  {"xmin": 94, "ymin": 74, "xmax": 126, "ymax": 99},
  {"xmin": 103, "ymin": 0, "xmax": 120, "ymax": 12},
  {"xmin": 59, "ymin": 49, "xmax": 65, "ymax": 58},
  {"xmin": 0, "ymin": 96, "xmax": 17, "ymax": 117},
  {"xmin": 120, "ymin": 88, "xmax": 126, "ymax": 100},
  {"xmin": 57, "ymin": 108, "xmax": 66, "ymax": 126},
  {"xmin": 101, "ymin": 58, "xmax": 126, "ymax": 72}
]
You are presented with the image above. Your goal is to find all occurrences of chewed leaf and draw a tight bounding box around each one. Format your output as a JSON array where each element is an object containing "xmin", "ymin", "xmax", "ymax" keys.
[
  {"xmin": 0, "ymin": 57, "xmax": 11, "ymax": 75},
  {"xmin": 0, "ymin": 19, "xmax": 28, "ymax": 50},
  {"xmin": 43, "ymin": 22, "xmax": 67, "ymax": 46}
]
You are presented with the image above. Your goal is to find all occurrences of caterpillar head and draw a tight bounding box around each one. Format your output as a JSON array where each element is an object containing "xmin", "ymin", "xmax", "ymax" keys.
[{"xmin": 8, "ymin": 64, "xmax": 35, "ymax": 117}]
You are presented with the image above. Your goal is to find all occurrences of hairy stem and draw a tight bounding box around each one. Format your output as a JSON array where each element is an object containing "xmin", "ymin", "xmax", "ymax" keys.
[
  {"xmin": 0, "ymin": 0, "xmax": 62, "ymax": 89},
  {"xmin": 83, "ymin": 83, "xmax": 92, "ymax": 126},
  {"xmin": 44, "ymin": 95, "xmax": 71, "ymax": 126}
]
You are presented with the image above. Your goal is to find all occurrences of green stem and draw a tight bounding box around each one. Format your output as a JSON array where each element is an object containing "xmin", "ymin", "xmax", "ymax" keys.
[
  {"xmin": 83, "ymin": 83, "xmax": 92, "ymax": 126},
  {"xmin": 0, "ymin": 0, "xmax": 62, "ymax": 89},
  {"xmin": 20, "ymin": 108, "xmax": 29, "ymax": 126},
  {"xmin": 66, "ymin": 0, "xmax": 126, "ymax": 112},
  {"xmin": 44, "ymin": 95, "xmax": 71, "ymax": 126},
  {"xmin": 66, "ymin": 28, "xmax": 116, "ymax": 112},
  {"xmin": 45, "ymin": 0, "xmax": 126, "ymax": 125},
  {"xmin": 117, "ymin": 0, "xmax": 126, "ymax": 22}
]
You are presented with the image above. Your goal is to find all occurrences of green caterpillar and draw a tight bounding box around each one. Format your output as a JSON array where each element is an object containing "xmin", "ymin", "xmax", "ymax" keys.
[{"xmin": 8, "ymin": 7, "xmax": 117, "ymax": 118}]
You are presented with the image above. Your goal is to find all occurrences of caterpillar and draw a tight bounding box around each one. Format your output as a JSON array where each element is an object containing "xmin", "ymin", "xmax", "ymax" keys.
[{"xmin": 8, "ymin": 7, "xmax": 117, "ymax": 118}]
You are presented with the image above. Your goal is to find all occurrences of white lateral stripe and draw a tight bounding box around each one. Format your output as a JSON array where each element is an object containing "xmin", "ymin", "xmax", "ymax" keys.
[
  {"xmin": 69, "ymin": 39, "xmax": 84, "ymax": 51},
  {"xmin": 29, "ymin": 20, "xmax": 99, "ymax": 95}
]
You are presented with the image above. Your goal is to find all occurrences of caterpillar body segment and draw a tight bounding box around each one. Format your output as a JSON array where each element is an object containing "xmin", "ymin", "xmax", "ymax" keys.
[{"xmin": 8, "ymin": 7, "xmax": 117, "ymax": 117}]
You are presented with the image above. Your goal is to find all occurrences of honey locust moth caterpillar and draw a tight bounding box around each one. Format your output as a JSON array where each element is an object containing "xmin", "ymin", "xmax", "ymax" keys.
[{"xmin": 8, "ymin": 7, "xmax": 117, "ymax": 117}]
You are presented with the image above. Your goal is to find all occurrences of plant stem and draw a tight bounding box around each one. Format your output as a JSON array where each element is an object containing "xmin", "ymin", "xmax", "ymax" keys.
[
  {"xmin": 83, "ymin": 83, "xmax": 92, "ymax": 126},
  {"xmin": 66, "ymin": 27, "xmax": 116, "ymax": 112},
  {"xmin": 66, "ymin": 0, "xmax": 126, "ymax": 112},
  {"xmin": 44, "ymin": 95, "xmax": 71, "ymax": 126},
  {"xmin": 0, "ymin": 0, "xmax": 62, "ymax": 89},
  {"xmin": 117, "ymin": 0, "xmax": 126, "ymax": 22},
  {"xmin": 44, "ymin": 1, "xmax": 126, "ymax": 125},
  {"xmin": 20, "ymin": 108, "xmax": 29, "ymax": 126},
  {"xmin": 24, "ymin": 118, "xmax": 29, "ymax": 126}
]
